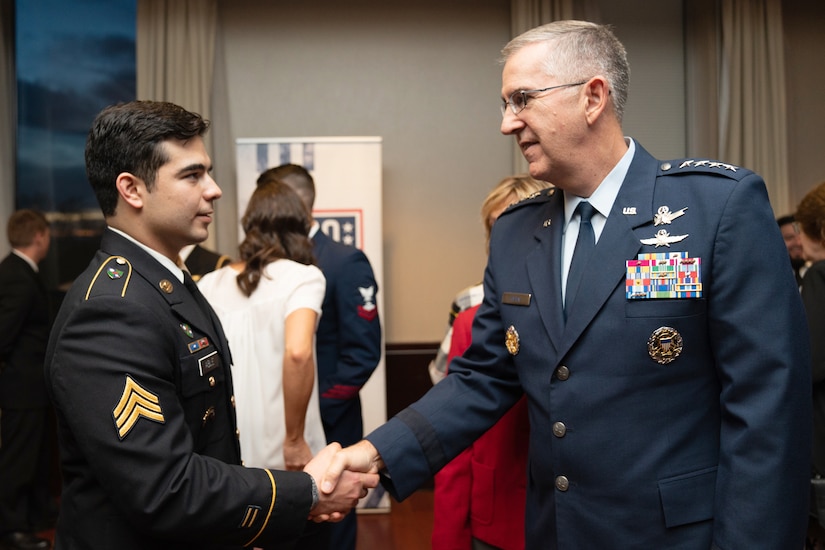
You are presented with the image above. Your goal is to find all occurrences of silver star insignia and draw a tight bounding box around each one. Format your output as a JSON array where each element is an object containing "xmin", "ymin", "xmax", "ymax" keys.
[
  {"xmin": 640, "ymin": 229, "xmax": 689, "ymax": 248},
  {"xmin": 654, "ymin": 205, "xmax": 688, "ymax": 226}
]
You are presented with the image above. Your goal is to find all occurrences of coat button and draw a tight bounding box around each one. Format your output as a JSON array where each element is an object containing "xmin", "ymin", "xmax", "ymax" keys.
[
  {"xmin": 235, "ymin": 428, "xmax": 240, "ymax": 439},
  {"xmin": 231, "ymin": 395, "xmax": 236, "ymax": 408},
  {"xmin": 552, "ymin": 421, "xmax": 567, "ymax": 437},
  {"xmin": 208, "ymin": 376, "xmax": 216, "ymax": 387},
  {"xmin": 555, "ymin": 475, "xmax": 570, "ymax": 491},
  {"xmin": 556, "ymin": 365, "xmax": 570, "ymax": 380}
]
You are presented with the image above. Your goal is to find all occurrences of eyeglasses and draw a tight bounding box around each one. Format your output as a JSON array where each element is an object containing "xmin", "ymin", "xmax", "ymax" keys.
[{"xmin": 500, "ymin": 81, "xmax": 587, "ymax": 116}]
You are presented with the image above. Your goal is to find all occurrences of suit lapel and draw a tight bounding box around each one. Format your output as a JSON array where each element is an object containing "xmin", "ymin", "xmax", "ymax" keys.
[
  {"xmin": 100, "ymin": 230, "xmax": 227, "ymax": 356},
  {"xmin": 526, "ymin": 193, "xmax": 565, "ymax": 353},
  {"xmin": 557, "ymin": 146, "xmax": 658, "ymax": 356}
]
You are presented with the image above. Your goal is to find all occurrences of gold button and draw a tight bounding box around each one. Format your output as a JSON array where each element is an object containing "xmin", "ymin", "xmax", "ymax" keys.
[
  {"xmin": 159, "ymin": 279, "xmax": 174, "ymax": 294},
  {"xmin": 235, "ymin": 428, "xmax": 240, "ymax": 439},
  {"xmin": 231, "ymin": 395, "xmax": 236, "ymax": 408},
  {"xmin": 208, "ymin": 376, "xmax": 216, "ymax": 387},
  {"xmin": 555, "ymin": 475, "xmax": 569, "ymax": 491},
  {"xmin": 552, "ymin": 421, "xmax": 567, "ymax": 438},
  {"xmin": 556, "ymin": 365, "xmax": 570, "ymax": 381}
]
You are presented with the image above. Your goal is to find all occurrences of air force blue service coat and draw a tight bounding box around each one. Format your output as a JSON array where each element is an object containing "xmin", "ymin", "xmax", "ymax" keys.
[
  {"xmin": 366, "ymin": 144, "xmax": 812, "ymax": 549},
  {"xmin": 45, "ymin": 229, "xmax": 313, "ymax": 550}
]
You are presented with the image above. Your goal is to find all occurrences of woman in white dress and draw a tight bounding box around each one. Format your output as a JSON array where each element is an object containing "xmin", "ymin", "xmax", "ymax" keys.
[{"xmin": 199, "ymin": 180, "xmax": 326, "ymax": 471}]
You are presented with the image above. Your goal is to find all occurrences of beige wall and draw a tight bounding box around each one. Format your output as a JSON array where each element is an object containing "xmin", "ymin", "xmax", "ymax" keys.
[
  {"xmin": 212, "ymin": 0, "xmax": 513, "ymax": 344},
  {"xmin": 208, "ymin": 0, "xmax": 823, "ymax": 344},
  {"xmin": 211, "ymin": 0, "xmax": 690, "ymax": 344}
]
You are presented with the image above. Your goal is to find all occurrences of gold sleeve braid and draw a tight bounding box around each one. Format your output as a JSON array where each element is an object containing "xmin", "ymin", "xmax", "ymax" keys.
[{"xmin": 244, "ymin": 469, "xmax": 277, "ymax": 547}]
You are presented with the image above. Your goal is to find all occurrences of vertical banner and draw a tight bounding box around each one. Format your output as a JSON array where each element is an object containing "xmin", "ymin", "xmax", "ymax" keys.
[{"xmin": 236, "ymin": 137, "xmax": 389, "ymax": 511}]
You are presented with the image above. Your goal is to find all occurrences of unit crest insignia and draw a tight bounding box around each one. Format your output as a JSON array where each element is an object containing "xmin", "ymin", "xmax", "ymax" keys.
[{"xmin": 505, "ymin": 325, "xmax": 520, "ymax": 355}]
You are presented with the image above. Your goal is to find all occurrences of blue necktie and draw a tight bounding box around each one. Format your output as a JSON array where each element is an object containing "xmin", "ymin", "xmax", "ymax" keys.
[{"xmin": 564, "ymin": 201, "xmax": 596, "ymax": 321}]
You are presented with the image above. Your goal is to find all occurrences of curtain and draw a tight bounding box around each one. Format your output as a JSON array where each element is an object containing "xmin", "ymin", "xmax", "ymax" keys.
[
  {"xmin": 718, "ymin": 0, "xmax": 789, "ymax": 214},
  {"xmin": 136, "ymin": 0, "xmax": 219, "ymax": 248},
  {"xmin": 510, "ymin": 0, "xmax": 574, "ymax": 37},
  {"xmin": 684, "ymin": 0, "xmax": 721, "ymax": 162},
  {"xmin": 0, "ymin": 0, "xmax": 14, "ymax": 255},
  {"xmin": 689, "ymin": 0, "xmax": 790, "ymax": 214}
]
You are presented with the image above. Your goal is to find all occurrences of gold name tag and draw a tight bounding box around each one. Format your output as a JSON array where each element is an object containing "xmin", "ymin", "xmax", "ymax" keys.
[{"xmin": 502, "ymin": 292, "xmax": 531, "ymax": 306}]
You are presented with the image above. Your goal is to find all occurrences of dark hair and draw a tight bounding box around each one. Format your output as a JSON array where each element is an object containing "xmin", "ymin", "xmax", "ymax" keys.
[
  {"xmin": 236, "ymin": 180, "xmax": 315, "ymax": 296},
  {"xmin": 256, "ymin": 163, "xmax": 316, "ymax": 211},
  {"xmin": 796, "ymin": 181, "xmax": 825, "ymax": 244},
  {"xmin": 776, "ymin": 214, "xmax": 795, "ymax": 227},
  {"xmin": 7, "ymin": 209, "xmax": 49, "ymax": 248},
  {"xmin": 85, "ymin": 100, "xmax": 210, "ymax": 217}
]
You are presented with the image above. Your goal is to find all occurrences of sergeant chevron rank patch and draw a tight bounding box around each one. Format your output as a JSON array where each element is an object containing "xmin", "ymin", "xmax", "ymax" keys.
[{"xmin": 113, "ymin": 375, "xmax": 165, "ymax": 440}]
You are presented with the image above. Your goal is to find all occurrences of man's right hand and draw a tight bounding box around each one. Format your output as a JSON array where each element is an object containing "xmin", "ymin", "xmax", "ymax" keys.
[
  {"xmin": 320, "ymin": 440, "xmax": 385, "ymax": 495},
  {"xmin": 304, "ymin": 443, "xmax": 379, "ymax": 522}
]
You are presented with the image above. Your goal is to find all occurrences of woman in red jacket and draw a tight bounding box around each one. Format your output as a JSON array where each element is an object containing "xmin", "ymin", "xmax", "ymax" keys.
[{"xmin": 431, "ymin": 175, "xmax": 545, "ymax": 550}]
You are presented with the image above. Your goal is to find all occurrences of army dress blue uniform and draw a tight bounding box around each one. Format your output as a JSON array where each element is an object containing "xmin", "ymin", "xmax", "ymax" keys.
[
  {"xmin": 45, "ymin": 229, "xmax": 313, "ymax": 550},
  {"xmin": 365, "ymin": 143, "xmax": 812, "ymax": 549}
]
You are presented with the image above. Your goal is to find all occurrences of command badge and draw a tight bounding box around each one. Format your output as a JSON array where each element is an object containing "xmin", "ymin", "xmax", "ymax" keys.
[
  {"xmin": 647, "ymin": 326, "xmax": 683, "ymax": 364},
  {"xmin": 505, "ymin": 325, "xmax": 520, "ymax": 355}
]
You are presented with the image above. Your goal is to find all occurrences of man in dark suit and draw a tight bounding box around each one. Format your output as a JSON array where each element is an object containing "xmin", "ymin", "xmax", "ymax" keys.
[
  {"xmin": 0, "ymin": 209, "xmax": 52, "ymax": 550},
  {"xmin": 323, "ymin": 21, "xmax": 812, "ymax": 548},
  {"xmin": 44, "ymin": 100, "xmax": 376, "ymax": 550},
  {"xmin": 257, "ymin": 164, "xmax": 382, "ymax": 550}
]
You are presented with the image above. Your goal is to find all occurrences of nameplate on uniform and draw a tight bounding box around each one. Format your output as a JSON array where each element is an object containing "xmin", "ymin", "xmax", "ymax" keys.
[
  {"xmin": 502, "ymin": 292, "xmax": 532, "ymax": 306},
  {"xmin": 198, "ymin": 351, "xmax": 219, "ymax": 376},
  {"xmin": 626, "ymin": 251, "xmax": 702, "ymax": 299}
]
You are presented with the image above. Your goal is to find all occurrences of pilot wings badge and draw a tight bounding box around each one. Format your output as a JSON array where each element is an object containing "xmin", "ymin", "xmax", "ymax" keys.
[{"xmin": 640, "ymin": 229, "xmax": 688, "ymax": 248}]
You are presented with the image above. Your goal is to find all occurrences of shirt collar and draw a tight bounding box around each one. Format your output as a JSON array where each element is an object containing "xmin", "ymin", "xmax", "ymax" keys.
[
  {"xmin": 107, "ymin": 226, "xmax": 185, "ymax": 283},
  {"xmin": 12, "ymin": 249, "xmax": 38, "ymax": 272},
  {"xmin": 564, "ymin": 137, "xmax": 636, "ymax": 225}
]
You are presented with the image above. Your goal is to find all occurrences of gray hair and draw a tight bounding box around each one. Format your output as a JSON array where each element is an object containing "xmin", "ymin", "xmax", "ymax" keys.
[{"xmin": 500, "ymin": 20, "xmax": 629, "ymax": 123}]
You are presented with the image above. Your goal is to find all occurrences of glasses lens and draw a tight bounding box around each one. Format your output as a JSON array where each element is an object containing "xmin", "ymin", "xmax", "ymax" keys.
[{"xmin": 511, "ymin": 91, "xmax": 527, "ymax": 113}]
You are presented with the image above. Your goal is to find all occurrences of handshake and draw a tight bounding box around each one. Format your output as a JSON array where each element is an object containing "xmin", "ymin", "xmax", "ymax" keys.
[{"xmin": 302, "ymin": 440, "xmax": 384, "ymax": 522}]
